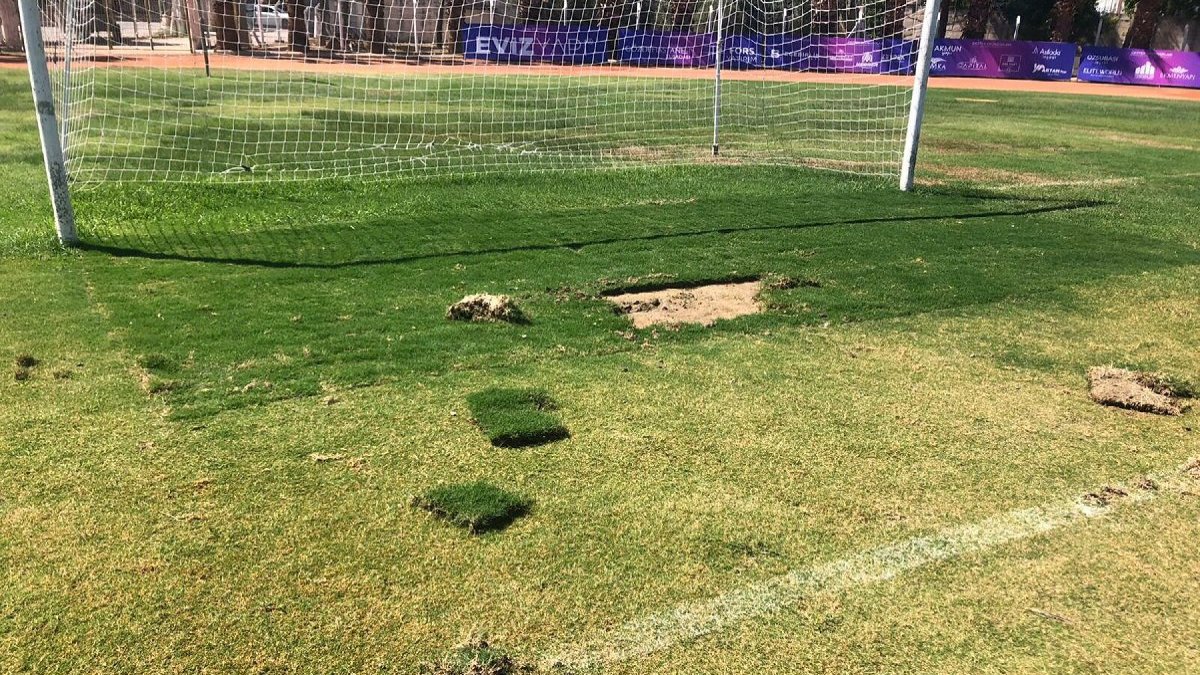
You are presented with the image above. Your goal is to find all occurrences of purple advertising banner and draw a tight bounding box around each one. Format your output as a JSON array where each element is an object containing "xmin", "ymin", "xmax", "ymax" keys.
[
  {"xmin": 616, "ymin": 29, "xmax": 714, "ymax": 67},
  {"xmin": 930, "ymin": 39, "xmax": 1074, "ymax": 80},
  {"xmin": 616, "ymin": 31, "xmax": 912, "ymax": 73},
  {"xmin": 462, "ymin": 24, "xmax": 610, "ymax": 64},
  {"xmin": 1078, "ymin": 46, "xmax": 1200, "ymax": 88},
  {"xmin": 764, "ymin": 36, "xmax": 913, "ymax": 73}
]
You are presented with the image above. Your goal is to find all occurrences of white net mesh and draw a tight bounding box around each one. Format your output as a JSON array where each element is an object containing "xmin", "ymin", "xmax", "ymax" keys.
[{"xmin": 34, "ymin": 0, "xmax": 929, "ymax": 186}]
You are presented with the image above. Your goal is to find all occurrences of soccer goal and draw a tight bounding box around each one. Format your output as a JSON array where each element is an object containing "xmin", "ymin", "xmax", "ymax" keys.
[{"xmin": 19, "ymin": 0, "xmax": 942, "ymax": 244}]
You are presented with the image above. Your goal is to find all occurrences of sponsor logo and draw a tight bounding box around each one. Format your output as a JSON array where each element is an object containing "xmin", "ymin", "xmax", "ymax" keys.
[
  {"xmin": 667, "ymin": 46, "xmax": 695, "ymax": 61},
  {"xmin": 1133, "ymin": 61, "xmax": 1156, "ymax": 79},
  {"xmin": 475, "ymin": 35, "xmax": 538, "ymax": 57},
  {"xmin": 1166, "ymin": 64, "xmax": 1196, "ymax": 81},
  {"xmin": 999, "ymin": 54, "xmax": 1022, "ymax": 73},
  {"xmin": 931, "ymin": 56, "xmax": 947, "ymax": 71},
  {"xmin": 860, "ymin": 51, "xmax": 875, "ymax": 64},
  {"xmin": 1032, "ymin": 63, "xmax": 1068, "ymax": 76},
  {"xmin": 956, "ymin": 57, "xmax": 988, "ymax": 71}
]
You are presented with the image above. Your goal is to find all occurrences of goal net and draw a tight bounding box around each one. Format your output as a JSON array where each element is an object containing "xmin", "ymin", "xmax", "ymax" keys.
[{"xmin": 29, "ymin": 0, "xmax": 933, "ymax": 188}]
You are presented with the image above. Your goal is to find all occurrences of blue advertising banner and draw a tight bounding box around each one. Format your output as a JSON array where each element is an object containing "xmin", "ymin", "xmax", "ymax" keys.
[
  {"xmin": 1078, "ymin": 46, "xmax": 1200, "ymax": 88},
  {"xmin": 930, "ymin": 39, "xmax": 1074, "ymax": 80},
  {"xmin": 462, "ymin": 24, "xmax": 611, "ymax": 64},
  {"xmin": 614, "ymin": 31, "xmax": 760, "ymax": 68},
  {"xmin": 721, "ymin": 35, "xmax": 763, "ymax": 69},
  {"xmin": 616, "ymin": 29, "xmax": 714, "ymax": 67}
]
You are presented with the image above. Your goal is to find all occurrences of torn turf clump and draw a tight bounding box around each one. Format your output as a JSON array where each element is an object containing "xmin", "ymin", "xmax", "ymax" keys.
[{"xmin": 447, "ymin": 294, "xmax": 526, "ymax": 323}]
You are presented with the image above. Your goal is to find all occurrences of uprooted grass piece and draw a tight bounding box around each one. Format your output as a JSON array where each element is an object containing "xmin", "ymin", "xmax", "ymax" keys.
[
  {"xmin": 466, "ymin": 387, "xmax": 569, "ymax": 448},
  {"xmin": 13, "ymin": 354, "xmax": 38, "ymax": 381},
  {"xmin": 412, "ymin": 482, "xmax": 531, "ymax": 534},
  {"xmin": 447, "ymin": 294, "xmax": 526, "ymax": 323},
  {"xmin": 1087, "ymin": 366, "xmax": 1192, "ymax": 416},
  {"xmin": 420, "ymin": 636, "xmax": 534, "ymax": 675}
]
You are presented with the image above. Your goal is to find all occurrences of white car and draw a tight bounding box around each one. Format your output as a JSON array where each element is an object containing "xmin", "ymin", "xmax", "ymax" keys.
[{"xmin": 247, "ymin": 4, "xmax": 290, "ymax": 32}]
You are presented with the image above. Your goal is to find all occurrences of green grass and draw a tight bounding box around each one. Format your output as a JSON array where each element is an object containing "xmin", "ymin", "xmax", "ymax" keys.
[
  {"xmin": 412, "ymin": 481, "xmax": 533, "ymax": 534},
  {"xmin": 2, "ymin": 68, "xmax": 1200, "ymax": 673},
  {"xmin": 467, "ymin": 388, "xmax": 570, "ymax": 448}
]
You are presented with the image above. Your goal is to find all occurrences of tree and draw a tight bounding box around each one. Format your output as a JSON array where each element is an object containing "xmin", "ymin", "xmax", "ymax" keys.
[
  {"xmin": 0, "ymin": 0, "xmax": 21, "ymax": 51},
  {"xmin": 812, "ymin": 0, "xmax": 837, "ymax": 35},
  {"xmin": 212, "ymin": 0, "xmax": 248, "ymax": 51},
  {"xmin": 1049, "ymin": 0, "xmax": 1083, "ymax": 41},
  {"xmin": 1123, "ymin": 0, "xmax": 1164, "ymax": 47},
  {"xmin": 363, "ymin": 0, "xmax": 387, "ymax": 53},
  {"xmin": 285, "ymin": 0, "xmax": 307, "ymax": 51},
  {"xmin": 668, "ymin": 0, "xmax": 699, "ymax": 29},
  {"xmin": 961, "ymin": 0, "xmax": 992, "ymax": 38},
  {"xmin": 998, "ymin": 0, "xmax": 1097, "ymax": 40},
  {"xmin": 880, "ymin": 0, "xmax": 906, "ymax": 39},
  {"xmin": 161, "ymin": 0, "xmax": 191, "ymax": 35}
]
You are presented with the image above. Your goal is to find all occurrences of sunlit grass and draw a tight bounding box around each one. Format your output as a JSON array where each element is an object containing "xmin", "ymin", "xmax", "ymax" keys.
[{"xmin": 1, "ymin": 69, "xmax": 1198, "ymax": 673}]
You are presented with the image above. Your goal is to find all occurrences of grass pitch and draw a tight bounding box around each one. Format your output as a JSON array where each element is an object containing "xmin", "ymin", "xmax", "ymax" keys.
[
  {"xmin": 467, "ymin": 388, "xmax": 570, "ymax": 448},
  {"xmin": 412, "ymin": 481, "xmax": 533, "ymax": 534},
  {"xmin": 2, "ymin": 70, "xmax": 1200, "ymax": 673}
]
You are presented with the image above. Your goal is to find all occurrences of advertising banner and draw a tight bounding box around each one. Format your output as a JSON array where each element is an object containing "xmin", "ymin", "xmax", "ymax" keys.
[
  {"xmin": 764, "ymin": 36, "xmax": 913, "ymax": 74},
  {"xmin": 930, "ymin": 39, "xmax": 1074, "ymax": 80},
  {"xmin": 462, "ymin": 24, "xmax": 611, "ymax": 64},
  {"xmin": 616, "ymin": 29, "xmax": 714, "ymax": 67},
  {"xmin": 615, "ymin": 31, "xmax": 761, "ymax": 68},
  {"xmin": 721, "ymin": 35, "xmax": 763, "ymax": 69},
  {"xmin": 1078, "ymin": 46, "xmax": 1200, "ymax": 88}
]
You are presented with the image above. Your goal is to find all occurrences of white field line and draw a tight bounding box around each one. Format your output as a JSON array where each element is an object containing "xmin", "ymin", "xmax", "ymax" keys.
[{"xmin": 544, "ymin": 464, "xmax": 1198, "ymax": 671}]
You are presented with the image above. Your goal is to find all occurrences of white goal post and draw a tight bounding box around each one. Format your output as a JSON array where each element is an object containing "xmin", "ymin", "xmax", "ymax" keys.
[{"xmin": 21, "ymin": 0, "xmax": 942, "ymax": 245}]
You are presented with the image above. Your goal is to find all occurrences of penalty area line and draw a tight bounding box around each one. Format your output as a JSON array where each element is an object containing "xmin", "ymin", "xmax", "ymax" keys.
[{"xmin": 543, "ymin": 461, "xmax": 1198, "ymax": 671}]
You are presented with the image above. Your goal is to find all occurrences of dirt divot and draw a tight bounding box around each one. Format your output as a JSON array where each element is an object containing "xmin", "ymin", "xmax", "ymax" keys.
[
  {"xmin": 421, "ymin": 636, "xmax": 533, "ymax": 675},
  {"xmin": 605, "ymin": 281, "xmax": 762, "ymax": 328},
  {"xmin": 447, "ymin": 294, "xmax": 525, "ymax": 323},
  {"xmin": 1087, "ymin": 366, "xmax": 1189, "ymax": 416}
]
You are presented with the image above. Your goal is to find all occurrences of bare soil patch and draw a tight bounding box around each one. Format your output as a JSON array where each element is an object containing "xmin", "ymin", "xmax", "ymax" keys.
[
  {"xmin": 606, "ymin": 280, "xmax": 762, "ymax": 328},
  {"xmin": 1087, "ymin": 366, "xmax": 1190, "ymax": 416}
]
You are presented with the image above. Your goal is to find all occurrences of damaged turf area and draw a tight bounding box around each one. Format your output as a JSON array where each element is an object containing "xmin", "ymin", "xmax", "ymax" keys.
[
  {"xmin": 1087, "ymin": 366, "xmax": 1194, "ymax": 416},
  {"xmin": 605, "ymin": 280, "xmax": 765, "ymax": 328}
]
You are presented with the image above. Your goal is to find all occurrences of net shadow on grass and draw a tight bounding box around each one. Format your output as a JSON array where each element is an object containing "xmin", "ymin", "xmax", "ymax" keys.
[{"xmin": 76, "ymin": 190, "xmax": 1105, "ymax": 270}]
